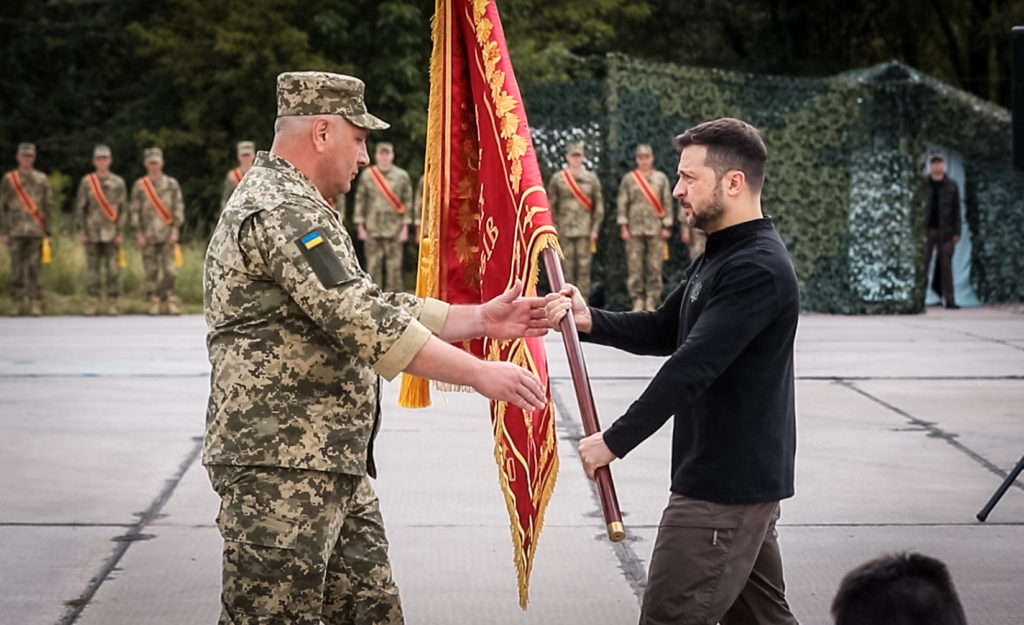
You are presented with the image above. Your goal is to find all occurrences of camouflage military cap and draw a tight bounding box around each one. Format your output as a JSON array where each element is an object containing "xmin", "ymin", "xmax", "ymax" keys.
[
  {"xmin": 17, "ymin": 143, "xmax": 36, "ymax": 156},
  {"xmin": 144, "ymin": 147, "xmax": 163, "ymax": 163},
  {"xmin": 236, "ymin": 141, "xmax": 255, "ymax": 155},
  {"xmin": 93, "ymin": 145, "xmax": 112, "ymax": 158},
  {"xmin": 566, "ymin": 141, "xmax": 584, "ymax": 156},
  {"xmin": 635, "ymin": 144, "xmax": 653, "ymax": 156},
  {"xmin": 376, "ymin": 142, "xmax": 394, "ymax": 153},
  {"xmin": 276, "ymin": 71, "xmax": 389, "ymax": 130}
]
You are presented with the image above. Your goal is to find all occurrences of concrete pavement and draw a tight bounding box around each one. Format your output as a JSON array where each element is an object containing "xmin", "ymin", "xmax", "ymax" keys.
[{"xmin": 1, "ymin": 306, "xmax": 1022, "ymax": 624}]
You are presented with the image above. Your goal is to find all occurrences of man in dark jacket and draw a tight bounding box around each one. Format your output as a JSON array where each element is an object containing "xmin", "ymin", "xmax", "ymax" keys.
[
  {"xmin": 546, "ymin": 118, "xmax": 799, "ymax": 625},
  {"xmin": 924, "ymin": 155, "xmax": 961, "ymax": 309}
]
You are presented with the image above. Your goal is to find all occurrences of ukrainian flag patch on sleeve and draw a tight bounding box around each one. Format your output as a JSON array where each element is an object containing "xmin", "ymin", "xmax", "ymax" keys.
[
  {"xmin": 295, "ymin": 229, "xmax": 351, "ymax": 288},
  {"xmin": 301, "ymin": 231, "xmax": 324, "ymax": 249}
]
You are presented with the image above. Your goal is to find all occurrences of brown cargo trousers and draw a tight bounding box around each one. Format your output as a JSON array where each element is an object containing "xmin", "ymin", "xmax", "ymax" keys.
[{"xmin": 640, "ymin": 495, "xmax": 798, "ymax": 625}]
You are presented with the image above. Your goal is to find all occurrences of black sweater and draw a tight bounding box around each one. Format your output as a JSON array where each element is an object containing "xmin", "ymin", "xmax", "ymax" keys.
[{"xmin": 586, "ymin": 216, "xmax": 798, "ymax": 505}]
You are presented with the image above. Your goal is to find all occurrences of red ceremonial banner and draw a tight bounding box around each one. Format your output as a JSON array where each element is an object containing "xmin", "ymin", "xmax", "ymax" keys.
[{"xmin": 399, "ymin": 0, "xmax": 561, "ymax": 608}]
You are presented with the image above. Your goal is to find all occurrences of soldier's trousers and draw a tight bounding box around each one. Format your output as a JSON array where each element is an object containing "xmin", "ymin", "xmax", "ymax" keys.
[
  {"xmin": 86, "ymin": 241, "xmax": 119, "ymax": 298},
  {"xmin": 141, "ymin": 242, "xmax": 176, "ymax": 300},
  {"xmin": 8, "ymin": 237, "xmax": 43, "ymax": 302},
  {"xmin": 686, "ymin": 229, "xmax": 707, "ymax": 264},
  {"xmin": 562, "ymin": 236, "xmax": 592, "ymax": 300},
  {"xmin": 365, "ymin": 236, "xmax": 403, "ymax": 291},
  {"xmin": 207, "ymin": 466, "xmax": 403, "ymax": 625},
  {"xmin": 626, "ymin": 235, "xmax": 665, "ymax": 304}
]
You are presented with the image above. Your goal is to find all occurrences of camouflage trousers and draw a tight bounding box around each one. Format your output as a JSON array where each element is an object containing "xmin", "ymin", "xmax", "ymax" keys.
[
  {"xmin": 207, "ymin": 465, "xmax": 403, "ymax": 625},
  {"xmin": 7, "ymin": 237, "xmax": 43, "ymax": 301},
  {"xmin": 141, "ymin": 241, "xmax": 176, "ymax": 300},
  {"xmin": 686, "ymin": 229, "xmax": 707, "ymax": 264},
  {"xmin": 561, "ymin": 236, "xmax": 592, "ymax": 301},
  {"xmin": 365, "ymin": 237, "xmax": 404, "ymax": 291},
  {"xmin": 625, "ymin": 235, "xmax": 665, "ymax": 305},
  {"xmin": 85, "ymin": 241, "xmax": 120, "ymax": 298}
]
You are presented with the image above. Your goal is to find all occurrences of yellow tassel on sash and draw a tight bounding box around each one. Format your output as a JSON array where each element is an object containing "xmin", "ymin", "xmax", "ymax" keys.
[
  {"xmin": 41, "ymin": 239, "xmax": 51, "ymax": 264},
  {"xmin": 173, "ymin": 243, "xmax": 183, "ymax": 267},
  {"xmin": 663, "ymin": 241, "xmax": 670, "ymax": 260},
  {"xmin": 118, "ymin": 247, "xmax": 127, "ymax": 268},
  {"xmin": 589, "ymin": 238, "xmax": 597, "ymax": 254}
]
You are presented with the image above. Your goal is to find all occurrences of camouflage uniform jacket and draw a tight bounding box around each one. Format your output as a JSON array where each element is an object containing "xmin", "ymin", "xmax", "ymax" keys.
[
  {"xmin": 130, "ymin": 174, "xmax": 185, "ymax": 243},
  {"xmin": 203, "ymin": 151, "xmax": 449, "ymax": 477},
  {"xmin": 547, "ymin": 168, "xmax": 603, "ymax": 238},
  {"xmin": 0, "ymin": 169, "xmax": 52, "ymax": 238},
  {"xmin": 617, "ymin": 169, "xmax": 673, "ymax": 237},
  {"xmin": 74, "ymin": 172, "xmax": 127, "ymax": 242},
  {"xmin": 351, "ymin": 165, "xmax": 413, "ymax": 237}
]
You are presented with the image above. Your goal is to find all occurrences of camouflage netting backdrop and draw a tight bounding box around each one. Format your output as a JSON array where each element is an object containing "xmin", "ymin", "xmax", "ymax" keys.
[{"xmin": 523, "ymin": 54, "xmax": 1024, "ymax": 313}]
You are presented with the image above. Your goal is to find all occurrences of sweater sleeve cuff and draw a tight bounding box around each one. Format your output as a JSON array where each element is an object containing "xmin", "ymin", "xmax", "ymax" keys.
[
  {"xmin": 602, "ymin": 422, "xmax": 636, "ymax": 459},
  {"xmin": 373, "ymin": 319, "xmax": 432, "ymax": 381},
  {"xmin": 418, "ymin": 297, "xmax": 450, "ymax": 335}
]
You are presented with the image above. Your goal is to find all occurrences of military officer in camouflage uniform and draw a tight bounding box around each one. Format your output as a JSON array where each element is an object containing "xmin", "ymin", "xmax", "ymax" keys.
[
  {"xmin": 618, "ymin": 144, "xmax": 673, "ymax": 311},
  {"xmin": 679, "ymin": 203, "xmax": 707, "ymax": 263},
  {"xmin": 547, "ymin": 141, "xmax": 603, "ymax": 301},
  {"xmin": 220, "ymin": 141, "xmax": 256, "ymax": 211},
  {"xmin": 0, "ymin": 143, "xmax": 52, "ymax": 316},
  {"xmin": 204, "ymin": 71, "xmax": 548, "ymax": 625},
  {"xmin": 130, "ymin": 147, "xmax": 185, "ymax": 315},
  {"xmin": 353, "ymin": 142, "xmax": 413, "ymax": 291},
  {"xmin": 74, "ymin": 145, "xmax": 127, "ymax": 315}
]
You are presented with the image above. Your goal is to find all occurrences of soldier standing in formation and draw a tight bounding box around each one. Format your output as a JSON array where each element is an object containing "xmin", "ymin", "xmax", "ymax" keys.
[
  {"xmin": 130, "ymin": 147, "xmax": 185, "ymax": 315},
  {"xmin": 74, "ymin": 145, "xmax": 127, "ymax": 315},
  {"xmin": 617, "ymin": 144, "xmax": 673, "ymax": 310},
  {"xmin": 353, "ymin": 142, "xmax": 413, "ymax": 291},
  {"xmin": 547, "ymin": 141, "xmax": 603, "ymax": 301},
  {"xmin": 0, "ymin": 142, "xmax": 52, "ymax": 316},
  {"xmin": 204, "ymin": 70, "xmax": 548, "ymax": 625},
  {"xmin": 680, "ymin": 204, "xmax": 707, "ymax": 264},
  {"xmin": 220, "ymin": 141, "xmax": 256, "ymax": 211}
]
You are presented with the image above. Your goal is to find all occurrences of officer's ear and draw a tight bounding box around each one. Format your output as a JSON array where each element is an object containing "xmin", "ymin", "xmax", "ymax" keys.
[{"xmin": 310, "ymin": 117, "xmax": 332, "ymax": 154}]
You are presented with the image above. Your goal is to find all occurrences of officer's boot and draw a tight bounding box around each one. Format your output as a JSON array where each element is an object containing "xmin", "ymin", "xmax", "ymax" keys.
[
  {"xmin": 85, "ymin": 297, "xmax": 99, "ymax": 316},
  {"xmin": 149, "ymin": 296, "xmax": 161, "ymax": 316},
  {"xmin": 645, "ymin": 296, "xmax": 659, "ymax": 311},
  {"xmin": 632, "ymin": 297, "xmax": 645, "ymax": 312},
  {"xmin": 167, "ymin": 296, "xmax": 180, "ymax": 315},
  {"xmin": 9, "ymin": 298, "xmax": 24, "ymax": 316},
  {"xmin": 106, "ymin": 298, "xmax": 119, "ymax": 316},
  {"xmin": 30, "ymin": 299, "xmax": 42, "ymax": 316}
]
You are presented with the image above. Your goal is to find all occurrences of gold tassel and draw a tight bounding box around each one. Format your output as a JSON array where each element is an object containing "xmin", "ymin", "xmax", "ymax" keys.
[
  {"xmin": 663, "ymin": 240, "xmax": 670, "ymax": 260},
  {"xmin": 118, "ymin": 246, "xmax": 127, "ymax": 268},
  {"xmin": 41, "ymin": 238, "xmax": 51, "ymax": 264},
  {"xmin": 589, "ymin": 238, "xmax": 596, "ymax": 254},
  {"xmin": 398, "ymin": 373, "xmax": 432, "ymax": 408},
  {"xmin": 173, "ymin": 242, "xmax": 183, "ymax": 267}
]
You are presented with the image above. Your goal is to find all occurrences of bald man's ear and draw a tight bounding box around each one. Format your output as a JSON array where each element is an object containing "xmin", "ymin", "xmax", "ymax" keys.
[{"xmin": 311, "ymin": 117, "xmax": 331, "ymax": 153}]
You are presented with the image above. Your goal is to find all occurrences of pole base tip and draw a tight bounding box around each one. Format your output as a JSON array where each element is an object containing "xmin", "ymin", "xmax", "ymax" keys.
[{"xmin": 607, "ymin": 521, "xmax": 626, "ymax": 542}]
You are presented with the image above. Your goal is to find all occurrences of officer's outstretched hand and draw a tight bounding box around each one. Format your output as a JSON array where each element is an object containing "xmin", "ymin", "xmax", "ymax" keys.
[
  {"xmin": 474, "ymin": 360, "xmax": 546, "ymax": 412},
  {"xmin": 544, "ymin": 284, "xmax": 592, "ymax": 333},
  {"xmin": 480, "ymin": 279, "xmax": 549, "ymax": 340}
]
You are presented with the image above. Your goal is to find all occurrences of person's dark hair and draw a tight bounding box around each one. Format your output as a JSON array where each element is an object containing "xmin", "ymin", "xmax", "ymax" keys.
[
  {"xmin": 673, "ymin": 118, "xmax": 767, "ymax": 191},
  {"xmin": 929, "ymin": 155, "xmax": 945, "ymax": 164},
  {"xmin": 831, "ymin": 552, "xmax": 968, "ymax": 625}
]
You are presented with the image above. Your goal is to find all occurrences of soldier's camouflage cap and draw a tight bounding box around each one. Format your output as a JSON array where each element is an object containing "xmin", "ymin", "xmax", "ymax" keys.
[
  {"xmin": 635, "ymin": 144, "xmax": 653, "ymax": 156},
  {"xmin": 276, "ymin": 71, "xmax": 389, "ymax": 130},
  {"xmin": 17, "ymin": 143, "xmax": 36, "ymax": 156},
  {"xmin": 566, "ymin": 141, "xmax": 584, "ymax": 156},
  {"xmin": 375, "ymin": 142, "xmax": 394, "ymax": 152},
  {"xmin": 93, "ymin": 145, "xmax": 112, "ymax": 158},
  {"xmin": 144, "ymin": 147, "xmax": 163, "ymax": 163},
  {"xmin": 236, "ymin": 141, "xmax": 255, "ymax": 155}
]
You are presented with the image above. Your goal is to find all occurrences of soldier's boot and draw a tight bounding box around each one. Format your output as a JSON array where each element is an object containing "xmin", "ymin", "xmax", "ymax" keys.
[
  {"xmin": 645, "ymin": 296, "xmax": 659, "ymax": 311},
  {"xmin": 85, "ymin": 297, "xmax": 100, "ymax": 316},
  {"xmin": 167, "ymin": 296, "xmax": 181, "ymax": 315},
  {"xmin": 30, "ymin": 300, "xmax": 42, "ymax": 317},
  {"xmin": 148, "ymin": 297, "xmax": 161, "ymax": 316},
  {"xmin": 106, "ymin": 298, "xmax": 119, "ymax": 316},
  {"xmin": 9, "ymin": 299, "xmax": 24, "ymax": 316},
  {"xmin": 632, "ymin": 297, "xmax": 645, "ymax": 312}
]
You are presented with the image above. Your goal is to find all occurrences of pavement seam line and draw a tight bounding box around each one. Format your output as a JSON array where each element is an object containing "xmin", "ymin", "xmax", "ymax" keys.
[
  {"xmin": 57, "ymin": 435, "xmax": 204, "ymax": 625},
  {"xmin": 836, "ymin": 380, "xmax": 1024, "ymax": 495},
  {"xmin": 550, "ymin": 379, "xmax": 648, "ymax": 605}
]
